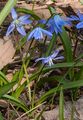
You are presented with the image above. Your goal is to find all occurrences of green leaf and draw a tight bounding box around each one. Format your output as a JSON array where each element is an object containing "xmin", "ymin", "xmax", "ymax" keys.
[
  {"xmin": 0, "ymin": 112, "xmax": 4, "ymax": 120},
  {"xmin": 59, "ymin": 86, "xmax": 64, "ymax": 120},
  {"xmin": 59, "ymin": 28, "xmax": 73, "ymax": 62},
  {"xmin": 46, "ymin": 33, "xmax": 57, "ymax": 56},
  {"xmin": 11, "ymin": 71, "xmax": 19, "ymax": 82},
  {"xmin": 17, "ymin": 8, "xmax": 40, "ymax": 20},
  {"xmin": 0, "ymin": 81, "xmax": 17, "ymax": 98},
  {"xmin": 0, "ymin": 71, "xmax": 8, "ymax": 84},
  {"xmin": 43, "ymin": 61, "xmax": 83, "ymax": 73},
  {"xmin": 48, "ymin": 6, "xmax": 56, "ymax": 15},
  {"xmin": 75, "ymin": 67, "xmax": 83, "ymax": 80},
  {"xmin": 38, "ymin": 79, "xmax": 83, "ymax": 103},
  {"xmin": 12, "ymin": 83, "xmax": 25, "ymax": 99},
  {"xmin": 37, "ymin": 75, "xmax": 66, "ymax": 89},
  {"xmin": 29, "ymin": 61, "xmax": 83, "ymax": 83},
  {"xmin": 0, "ymin": 0, "xmax": 18, "ymax": 26},
  {"xmin": 3, "ymin": 95, "xmax": 28, "ymax": 112}
]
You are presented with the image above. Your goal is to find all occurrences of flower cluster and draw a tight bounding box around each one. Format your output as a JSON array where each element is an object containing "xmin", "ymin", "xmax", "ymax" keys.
[{"xmin": 7, "ymin": 8, "xmax": 75, "ymax": 66}]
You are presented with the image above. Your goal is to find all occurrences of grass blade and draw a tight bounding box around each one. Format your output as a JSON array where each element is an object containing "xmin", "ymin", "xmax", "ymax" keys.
[
  {"xmin": 59, "ymin": 86, "xmax": 64, "ymax": 120},
  {"xmin": 0, "ymin": 81, "xmax": 17, "ymax": 98}
]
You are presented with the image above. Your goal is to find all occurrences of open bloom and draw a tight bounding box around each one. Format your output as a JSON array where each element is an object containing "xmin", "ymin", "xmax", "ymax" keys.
[
  {"xmin": 35, "ymin": 50, "xmax": 64, "ymax": 66},
  {"xmin": 27, "ymin": 27, "xmax": 52, "ymax": 40},
  {"xmin": 67, "ymin": 11, "xmax": 83, "ymax": 29},
  {"xmin": 39, "ymin": 15, "xmax": 71, "ymax": 34},
  {"xmin": 6, "ymin": 8, "xmax": 32, "ymax": 36}
]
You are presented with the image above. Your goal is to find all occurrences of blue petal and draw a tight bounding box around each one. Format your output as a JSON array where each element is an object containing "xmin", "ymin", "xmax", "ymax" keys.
[
  {"xmin": 28, "ymin": 27, "xmax": 52, "ymax": 40},
  {"xmin": 21, "ymin": 19, "xmax": 32, "ymax": 25},
  {"xmin": 35, "ymin": 57, "xmax": 46, "ymax": 62},
  {"xmin": 36, "ymin": 57, "xmax": 51, "ymax": 65},
  {"xmin": 47, "ymin": 19, "xmax": 55, "ymax": 33},
  {"xmin": 38, "ymin": 19, "xmax": 47, "ymax": 24},
  {"xmin": 17, "ymin": 26, "xmax": 26, "ymax": 36},
  {"xmin": 54, "ymin": 56, "xmax": 64, "ymax": 60},
  {"xmin": 54, "ymin": 25, "xmax": 61, "ymax": 34},
  {"xmin": 34, "ymin": 28, "xmax": 43, "ymax": 40},
  {"xmin": 28, "ymin": 29, "xmax": 36, "ymax": 40},
  {"xmin": 76, "ymin": 21, "xmax": 83, "ymax": 29},
  {"xmin": 47, "ymin": 26, "xmax": 54, "ymax": 33},
  {"xmin": 54, "ymin": 15, "xmax": 66, "ymax": 33},
  {"xmin": 6, "ymin": 23, "xmax": 15, "ymax": 36},
  {"xmin": 28, "ymin": 27, "xmax": 43, "ymax": 40},
  {"xmin": 77, "ymin": 11, "xmax": 83, "ymax": 21},
  {"xmin": 11, "ymin": 8, "xmax": 18, "ymax": 20},
  {"xmin": 18, "ymin": 15, "xmax": 32, "ymax": 24},
  {"xmin": 19, "ymin": 15, "xmax": 30, "ymax": 21},
  {"xmin": 41, "ymin": 28, "xmax": 52, "ymax": 37},
  {"xmin": 67, "ymin": 15, "xmax": 79, "ymax": 21},
  {"xmin": 51, "ymin": 50, "xmax": 60, "ymax": 59},
  {"xmin": 48, "ymin": 18, "xmax": 54, "ymax": 24},
  {"xmin": 42, "ymin": 58, "xmax": 49, "ymax": 64},
  {"xmin": 54, "ymin": 15, "xmax": 64, "ymax": 25}
]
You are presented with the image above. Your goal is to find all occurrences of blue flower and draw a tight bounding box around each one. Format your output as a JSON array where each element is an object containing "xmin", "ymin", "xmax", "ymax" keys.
[
  {"xmin": 76, "ymin": 21, "xmax": 83, "ymax": 29},
  {"xmin": 35, "ymin": 50, "xmax": 64, "ymax": 66},
  {"xmin": 68, "ymin": 11, "xmax": 83, "ymax": 21},
  {"xmin": 27, "ymin": 27, "xmax": 52, "ymax": 40},
  {"xmin": 67, "ymin": 11, "xmax": 83, "ymax": 29},
  {"xmin": 49, "ymin": 15, "xmax": 71, "ymax": 34},
  {"xmin": 6, "ymin": 8, "xmax": 32, "ymax": 36},
  {"xmin": 76, "ymin": 12, "xmax": 83, "ymax": 29},
  {"xmin": 39, "ymin": 15, "xmax": 71, "ymax": 34}
]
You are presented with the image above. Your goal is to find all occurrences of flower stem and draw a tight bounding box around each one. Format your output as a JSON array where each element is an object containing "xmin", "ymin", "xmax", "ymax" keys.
[{"xmin": 23, "ymin": 60, "xmax": 31, "ymax": 102}]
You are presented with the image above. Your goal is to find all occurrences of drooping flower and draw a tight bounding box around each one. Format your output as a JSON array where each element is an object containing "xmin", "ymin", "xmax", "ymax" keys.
[
  {"xmin": 6, "ymin": 8, "xmax": 32, "ymax": 36},
  {"xmin": 39, "ymin": 15, "xmax": 71, "ymax": 34},
  {"xmin": 27, "ymin": 27, "xmax": 52, "ymax": 40},
  {"xmin": 35, "ymin": 50, "xmax": 64, "ymax": 66},
  {"xmin": 49, "ymin": 15, "xmax": 71, "ymax": 34}
]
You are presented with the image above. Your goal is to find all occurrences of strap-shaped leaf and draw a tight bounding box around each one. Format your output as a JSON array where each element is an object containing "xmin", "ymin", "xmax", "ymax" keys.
[
  {"xmin": 0, "ymin": 81, "xmax": 17, "ymax": 98},
  {"xmin": 0, "ymin": 0, "xmax": 18, "ymax": 25}
]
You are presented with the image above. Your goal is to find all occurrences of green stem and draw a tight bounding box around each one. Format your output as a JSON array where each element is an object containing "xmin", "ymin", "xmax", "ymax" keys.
[
  {"xmin": 32, "ymin": 0, "xmax": 35, "ymax": 11},
  {"xmin": 23, "ymin": 60, "xmax": 31, "ymax": 102},
  {"xmin": 0, "ymin": 0, "xmax": 18, "ymax": 26},
  {"xmin": 59, "ymin": 86, "xmax": 64, "ymax": 120}
]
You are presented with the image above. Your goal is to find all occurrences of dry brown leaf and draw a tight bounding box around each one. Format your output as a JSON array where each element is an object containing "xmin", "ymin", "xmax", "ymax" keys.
[
  {"xmin": 17, "ymin": 0, "xmax": 83, "ymax": 19},
  {"xmin": 0, "ymin": 100, "xmax": 8, "ymax": 108},
  {"xmin": 0, "ymin": 38, "xmax": 15, "ymax": 70}
]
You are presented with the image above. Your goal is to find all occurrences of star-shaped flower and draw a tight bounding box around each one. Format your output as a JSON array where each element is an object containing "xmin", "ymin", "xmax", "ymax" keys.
[
  {"xmin": 35, "ymin": 50, "xmax": 64, "ymax": 66},
  {"xmin": 27, "ymin": 27, "xmax": 52, "ymax": 40},
  {"xmin": 6, "ymin": 8, "xmax": 32, "ymax": 36}
]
